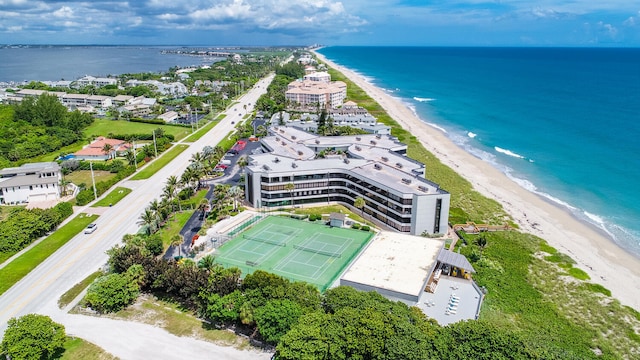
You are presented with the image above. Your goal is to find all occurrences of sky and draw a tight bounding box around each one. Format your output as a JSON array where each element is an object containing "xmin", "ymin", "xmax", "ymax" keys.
[{"xmin": 1, "ymin": 0, "xmax": 639, "ymax": 46}]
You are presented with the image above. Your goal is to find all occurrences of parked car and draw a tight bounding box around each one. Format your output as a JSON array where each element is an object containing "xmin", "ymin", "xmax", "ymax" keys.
[{"xmin": 84, "ymin": 223, "xmax": 97, "ymax": 234}]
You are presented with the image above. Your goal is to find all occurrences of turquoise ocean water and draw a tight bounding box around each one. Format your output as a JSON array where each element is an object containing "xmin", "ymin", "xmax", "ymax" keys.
[{"xmin": 318, "ymin": 46, "xmax": 640, "ymax": 259}]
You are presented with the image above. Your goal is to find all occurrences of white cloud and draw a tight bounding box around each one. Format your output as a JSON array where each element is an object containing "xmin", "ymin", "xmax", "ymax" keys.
[{"xmin": 53, "ymin": 6, "xmax": 74, "ymax": 18}]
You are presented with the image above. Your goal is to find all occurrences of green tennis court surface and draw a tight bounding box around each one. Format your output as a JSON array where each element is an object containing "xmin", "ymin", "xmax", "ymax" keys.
[{"xmin": 215, "ymin": 216, "xmax": 373, "ymax": 292}]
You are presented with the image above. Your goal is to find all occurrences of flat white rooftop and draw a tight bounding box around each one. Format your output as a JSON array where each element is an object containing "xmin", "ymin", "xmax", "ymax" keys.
[{"xmin": 341, "ymin": 231, "xmax": 444, "ymax": 299}]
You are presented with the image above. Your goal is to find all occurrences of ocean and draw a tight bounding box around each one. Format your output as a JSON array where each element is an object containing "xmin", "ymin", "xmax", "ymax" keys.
[
  {"xmin": 0, "ymin": 45, "xmax": 212, "ymax": 83},
  {"xmin": 318, "ymin": 46, "xmax": 640, "ymax": 259}
]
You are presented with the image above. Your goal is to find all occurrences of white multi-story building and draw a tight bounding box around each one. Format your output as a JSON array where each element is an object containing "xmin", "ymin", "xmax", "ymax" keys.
[
  {"xmin": 244, "ymin": 127, "xmax": 450, "ymax": 235},
  {"xmin": 285, "ymin": 80, "xmax": 347, "ymax": 108},
  {"xmin": 86, "ymin": 95, "xmax": 112, "ymax": 108},
  {"xmin": 0, "ymin": 162, "xmax": 61, "ymax": 205},
  {"xmin": 303, "ymin": 71, "xmax": 331, "ymax": 83},
  {"xmin": 76, "ymin": 76, "xmax": 117, "ymax": 88}
]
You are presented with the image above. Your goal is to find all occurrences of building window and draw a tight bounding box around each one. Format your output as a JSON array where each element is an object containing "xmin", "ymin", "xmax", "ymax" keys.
[{"xmin": 434, "ymin": 198, "xmax": 442, "ymax": 233}]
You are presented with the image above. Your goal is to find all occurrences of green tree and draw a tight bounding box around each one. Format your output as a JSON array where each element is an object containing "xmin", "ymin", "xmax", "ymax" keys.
[
  {"xmin": 171, "ymin": 235, "xmax": 183, "ymax": 257},
  {"xmin": 84, "ymin": 272, "xmax": 140, "ymax": 313},
  {"xmin": 1, "ymin": 314, "xmax": 66, "ymax": 360},
  {"xmin": 285, "ymin": 183, "xmax": 295, "ymax": 209},
  {"xmin": 354, "ymin": 196, "xmax": 366, "ymax": 216},
  {"xmin": 255, "ymin": 299, "xmax": 303, "ymax": 344}
]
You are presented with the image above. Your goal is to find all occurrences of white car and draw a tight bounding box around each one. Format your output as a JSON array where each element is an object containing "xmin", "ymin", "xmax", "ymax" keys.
[{"xmin": 84, "ymin": 223, "xmax": 97, "ymax": 234}]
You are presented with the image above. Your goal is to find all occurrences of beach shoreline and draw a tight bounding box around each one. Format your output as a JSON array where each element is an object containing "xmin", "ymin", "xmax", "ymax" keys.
[{"xmin": 313, "ymin": 50, "xmax": 640, "ymax": 311}]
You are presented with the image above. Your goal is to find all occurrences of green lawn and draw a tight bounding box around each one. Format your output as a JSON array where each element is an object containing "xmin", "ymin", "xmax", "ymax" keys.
[
  {"xmin": 58, "ymin": 271, "xmax": 104, "ymax": 309},
  {"xmin": 84, "ymin": 119, "xmax": 193, "ymax": 141},
  {"xmin": 58, "ymin": 337, "xmax": 117, "ymax": 360},
  {"xmin": 0, "ymin": 214, "xmax": 98, "ymax": 296},
  {"xmin": 183, "ymin": 121, "xmax": 217, "ymax": 142},
  {"xmin": 157, "ymin": 212, "xmax": 193, "ymax": 250},
  {"xmin": 130, "ymin": 144, "xmax": 189, "ymax": 180},
  {"xmin": 65, "ymin": 170, "xmax": 117, "ymax": 187},
  {"xmin": 92, "ymin": 187, "xmax": 132, "ymax": 207}
]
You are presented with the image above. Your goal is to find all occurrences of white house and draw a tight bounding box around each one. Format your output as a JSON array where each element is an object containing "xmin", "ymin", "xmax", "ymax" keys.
[{"xmin": 0, "ymin": 162, "xmax": 61, "ymax": 205}]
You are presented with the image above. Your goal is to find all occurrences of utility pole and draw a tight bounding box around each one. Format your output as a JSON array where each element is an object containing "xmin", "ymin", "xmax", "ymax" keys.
[
  {"xmin": 152, "ymin": 129, "xmax": 158, "ymax": 158},
  {"xmin": 133, "ymin": 139, "xmax": 137, "ymax": 169},
  {"xmin": 90, "ymin": 161, "xmax": 97, "ymax": 200}
]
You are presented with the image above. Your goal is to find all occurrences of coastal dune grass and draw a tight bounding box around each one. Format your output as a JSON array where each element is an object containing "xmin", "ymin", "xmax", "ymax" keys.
[
  {"xmin": 326, "ymin": 64, "xmax": 640, "ymax": 358},
  {"xmin": 0, "ymin": 214, "xmax": 98, "ymax": 295}
]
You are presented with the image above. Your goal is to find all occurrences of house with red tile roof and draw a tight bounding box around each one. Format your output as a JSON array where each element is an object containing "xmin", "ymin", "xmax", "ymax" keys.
[{"xmin": 74, "ymin": 137, "xmax": 132, "ymax": 161}]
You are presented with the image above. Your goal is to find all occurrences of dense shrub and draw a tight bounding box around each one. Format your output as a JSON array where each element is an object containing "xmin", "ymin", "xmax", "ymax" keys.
[
  {"xmin": 351, "ymin": 223, "xmax": 361, "ymax": 230},
  {"xmin": 85, "ymin": 271, "xmax": 140, "ymax": 313},
  {"xmin": 0, "ymin": 201, "xmax": 74, "ymax": 254},
  {"xmin": 75, "ymin": 165, "xmax": 136, "ymax": 205}
]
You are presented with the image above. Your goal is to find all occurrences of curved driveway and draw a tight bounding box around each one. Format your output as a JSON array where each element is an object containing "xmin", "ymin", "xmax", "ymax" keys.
[{"xmin": 0, "ymin": 75, "xmax": 275, "ymax": 359}]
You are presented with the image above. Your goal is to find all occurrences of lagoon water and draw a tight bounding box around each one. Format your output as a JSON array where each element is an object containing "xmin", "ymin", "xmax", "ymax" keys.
[
  {"xmin": 0, "ymin": 45, "xmax": 210, "ymax": 82},
  {"xmin": 318, "ymin": 46, "xmax": 640, "ymax": 259}
]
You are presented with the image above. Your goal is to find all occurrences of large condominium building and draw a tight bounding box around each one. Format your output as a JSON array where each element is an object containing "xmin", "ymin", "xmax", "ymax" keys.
[
  {"xmin": 244, "ymin": 127, "xmax": 450, "ymax": 235},
  {"xmin": 285, "ymin": 79, "xmax": 347, "ymax": 109},
  {"xmin": 0, "ymin": 162, "xmax": 61, "ymax": 205},
  {"xmin": 303, "ymin": 71, "xmax": 331, "ymax": 83}
]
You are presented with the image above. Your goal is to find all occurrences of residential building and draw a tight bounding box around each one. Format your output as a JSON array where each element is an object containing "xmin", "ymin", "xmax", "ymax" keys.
[
  {"xmin": 285, "ymin": 79, "xmax": 347, "ymax": 108},
  {"xmin": 303, "ymin": 71, "xmax": 331, "ymax": 83},
  {"xmin": 157, "ymin": 110, "xmax": 178, "ymax": 123},
  {"xmin": 0, "ymin": 162, "xmax": 61, "ymax": 204},
  {"xmin": 86, "ymin": 95, "xmax": 112, "ymax": 108},
  {"xmin": 112, "ymin": 95, "xmax": 134, "ymax": 106},
  {"xmin": 74, "ymin": 137, "xmax": 132, "ymax": 161},
  {"xmin": 75, "ymin": 76, "xmax": 117, "ymax": 88},
  {"xmin": 244, "ymin": 127, "xmax": 450, "ymax": 235}
]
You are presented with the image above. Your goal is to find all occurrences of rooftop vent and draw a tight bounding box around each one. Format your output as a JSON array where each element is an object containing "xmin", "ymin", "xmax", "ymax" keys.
[
  {"xmin": 376, "ymin": 134, "xmax": 382, "ymax": 139},
  {"xmin": 381, "ymin": 156, "xmax": 389, "ymax": 162},
  {"xmin": 298, "ymin": 150, "xmax": 304, "ymax": 156},
  {"xmin": 281, "ymin": 141, "xmax": 286, "ymax": 146},
  {"xmin": 292, "ymin": 162, "xmax": 298, "ymax": 168},
  {"xmin": 395, "ymin": 162, "xmax": 403, "ymax": 168},
  {"xmin": 418, "ymin": 185, "xmax": 429, "ymax": 193},
  {"xmin": 291, "ymin": 136, "xmax": 297, "ymax": 140},
  {"xmin": 355, "ymin": 146, "xmax": 361, "ymax": 151},
  {"xmin": 401, "ymin": 178, "xmax": 412, "ymax": 185},
  {"xmin": 274, "ymin": 157, "xmax": 280, "ymax": 163},
  {"xmin": 370, "ymin": 140, "xmax": 377, "ymax": 145},
  {"xmin": 315, "ymin": 139, "xmax": 320, "ymax": 144},
  {"xmin": 356, "ymin": 137, "xmax": 361, "ymax": 141},
  {"xmin": 279, "ymin": 129, "xmax": 284, "ymax": 133},
  {"xmin": 344, "ymin": 158, "xmax": 350, "ymax": 164},
  {"xmin": 374, "ymin": 164, "xmax": 382, "ymax": 170},
  {"xmin": 262, "ymin": 165, "xmax": 271, "ymax": 171}
]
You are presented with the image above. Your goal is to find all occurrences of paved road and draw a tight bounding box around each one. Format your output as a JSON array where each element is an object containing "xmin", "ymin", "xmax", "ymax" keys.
[{"xmin": 0, "ymin": 74, "xmax": 275, "ymax": 359}]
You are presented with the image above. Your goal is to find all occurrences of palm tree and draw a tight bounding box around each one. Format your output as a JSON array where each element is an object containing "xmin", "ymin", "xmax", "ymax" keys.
[
  {"xmin": 165, "ymin": 176, "xmax": 181, "ymax": 212},
  {"xmin": 237, "ymin": 156, "xmax": 248, "ymax": 174},
  {"xmin": 476, "ymin": 237, "xmax": 487, "ymax": 251},
  {"xmin": 197, "ymin": 254, "xmax": 216, "ymax": 270},
  {"xmin": 285, "ymin": 183, "xmax": 295, "ymax": 209},
  {"xmin": 198, "ymin": 198, "xmax": 210, "ymax": 216},
  {"xmin": 102, "ymin": 143, "xmax": 114, "ymax": 159},
  {"xmin": 228, "ymin": 186, "xmax": 244, "ymax": 211},
  {"xmin": 137, "ymin": 208, "xmax": 158, "ymax": 235},
  {"xmin": 354, "ymin": 196, "xmax": 366, "ymax": 216},
  {"xmin": 171, "ymin": 235, "xmax": 183, "ymax": 257}
]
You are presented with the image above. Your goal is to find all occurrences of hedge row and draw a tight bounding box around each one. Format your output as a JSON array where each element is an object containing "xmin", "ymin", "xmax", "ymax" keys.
[
  {"xmin": 75, "ymin": 165, "xmax": 136, "ymax": 206},
  {"xmin": 0, "ymin": 202, "xmax": 74, "ymax": 254}
]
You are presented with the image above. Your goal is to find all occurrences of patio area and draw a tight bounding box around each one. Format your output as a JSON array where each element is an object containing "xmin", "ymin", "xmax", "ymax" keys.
[{"xmin": 418, "ymin": 275, "xmax": 484, "ymax": 325}]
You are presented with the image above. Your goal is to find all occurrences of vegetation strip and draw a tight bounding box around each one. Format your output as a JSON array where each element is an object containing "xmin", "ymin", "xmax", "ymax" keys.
[
  {"xmin": 130, "ymin": 144, "xmax": 189, "ymax": 180},
  {"xmin": 0, "ymin": 214, "xmax": 98, "ymax": 295},
  {"xmin": 183, "ymin": 120, "xmax": 217, "ymax": 142},
  {"xmin": 92, "ymin": 187, "xmax": 132, "ymax": 207},
  {"xmin": 58, "ymin": 271, "xmax": 104, "ymax": 309}
]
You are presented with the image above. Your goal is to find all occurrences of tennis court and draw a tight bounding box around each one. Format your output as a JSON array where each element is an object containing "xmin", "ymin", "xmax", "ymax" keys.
[{"xmin": 215, "ymin": 216, "xmax": 374, "ymax": 291}]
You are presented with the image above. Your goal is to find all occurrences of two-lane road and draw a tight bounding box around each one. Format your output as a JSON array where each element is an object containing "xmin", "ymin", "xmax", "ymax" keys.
[{"xmin": 0, "ymin": 75, "xmax": 274, "ymax": 357}]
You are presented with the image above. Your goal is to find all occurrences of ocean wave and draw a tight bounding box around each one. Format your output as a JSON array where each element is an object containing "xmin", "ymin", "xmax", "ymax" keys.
[
  {"xmin": 467, "ymin": 132, "xmax": 477, "ymax": 139},
  {"xmin": 414, "ymin": 97, "xmax": 435, "ymax": 102},
  {"xmin": 494, "ymin": 146, "xmax": 525, "ymax": 159},
  {"xmin": 405, "ymin": 103, "xmax": 448, "ymax": 133}
]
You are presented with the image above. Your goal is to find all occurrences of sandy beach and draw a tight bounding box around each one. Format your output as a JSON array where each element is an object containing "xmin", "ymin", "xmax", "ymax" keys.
[{"xmin": 313, "ymin": 51, "xmax": 640, "ymax": 311}]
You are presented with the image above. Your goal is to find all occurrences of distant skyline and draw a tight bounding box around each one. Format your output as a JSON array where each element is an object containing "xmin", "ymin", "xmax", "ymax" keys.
[{"xmin": 1, "ymin": 0, "xmax": 639, "ymax": 46}]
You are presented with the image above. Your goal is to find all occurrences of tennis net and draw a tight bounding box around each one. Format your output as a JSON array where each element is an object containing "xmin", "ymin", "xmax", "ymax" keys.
[
  {"xmin": 244, "ymin": 234, "xmax": 287, "ymax": 247},
  {"xmin": 293, "ymin": 244, "xmax": 342, "ymax": 258}
]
